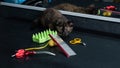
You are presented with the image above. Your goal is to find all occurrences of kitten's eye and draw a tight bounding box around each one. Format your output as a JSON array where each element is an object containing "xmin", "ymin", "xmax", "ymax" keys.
[
  {"xmin": 56, "ymin": 21, "xmax": 63, "ymax": 27},
  {"xmin": 69, "ymin": 22, "xmax": 73, "ymax": 27},
  {"xmin": 70, "ymin": 24, "xmax": 73, "ymax": 27},
  {"xmin": 67, "ymin": 20, "xmax": 73, "ymax": 27}
]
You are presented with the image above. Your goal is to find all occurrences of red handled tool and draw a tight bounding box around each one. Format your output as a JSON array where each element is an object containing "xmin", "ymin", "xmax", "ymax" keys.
[{"xmin": 12, "ymin": 49, "xmax": 56, "ymax": 59}]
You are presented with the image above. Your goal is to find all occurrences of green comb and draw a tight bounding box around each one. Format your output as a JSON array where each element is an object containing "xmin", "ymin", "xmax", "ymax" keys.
[{"xmin": 32, "ymin": 29, "xmax": 57, "ymax": 43}]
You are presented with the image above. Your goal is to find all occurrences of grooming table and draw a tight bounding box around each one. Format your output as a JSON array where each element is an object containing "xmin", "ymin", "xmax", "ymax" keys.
[{"xmin": 0, "ymin": 2, "xmax": 120, "ymax": 68}]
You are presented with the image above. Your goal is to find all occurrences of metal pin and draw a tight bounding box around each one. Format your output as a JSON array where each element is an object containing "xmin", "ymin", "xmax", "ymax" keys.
[
  {"xmin": 11, "ymin": 54, "xmax": 15, "ymax": 57},
  {"xmin": 35, "ymin": 51, "xmax": 56, "ymax": 56},
  {"xmin": 82, "ymin": 42, "xmax": 87, "ymax": 47}
]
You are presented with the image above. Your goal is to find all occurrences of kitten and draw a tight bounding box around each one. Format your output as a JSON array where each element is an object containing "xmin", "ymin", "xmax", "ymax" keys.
[
  {"xmin": 54, "ymin": 3, "xmax": 97, "ymax": 14},
  {"xmin": 54, "ymin": 3, "xmax": 86, "ymax": 13},
  {"xmin": 74, "ymin": 7, "xmax": 86, "ymax": 13},
  {"xmin": 33, "ymin": 8, "xmax": 73, "ymax": 36},
  {"xmin": 54, "ymin": 3, "xmax": 78, "ymax": 12}
]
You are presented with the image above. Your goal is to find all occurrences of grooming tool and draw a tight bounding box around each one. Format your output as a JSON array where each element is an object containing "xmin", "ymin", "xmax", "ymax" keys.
[{"xmin": 49, "ymin": 34, "xmax": 76, "ymax": 58}]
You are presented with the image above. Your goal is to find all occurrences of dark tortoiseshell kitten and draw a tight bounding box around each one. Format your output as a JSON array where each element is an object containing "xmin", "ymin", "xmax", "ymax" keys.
[
  {"xmin": 54, "ymin": 3, "xmax": 86, "ymax": 13},
  {"xmin": 54, "ymin": 3, "xmax": 98, "ymax": 14},
  {"xmin": 33, "ymin": 8, "xmax": 73, "ymax": 36}
]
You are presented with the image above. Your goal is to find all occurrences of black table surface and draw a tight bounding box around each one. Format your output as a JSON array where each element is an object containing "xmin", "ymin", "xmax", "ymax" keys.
[{"xmin": 0, "ymin": 17, "xmax": 120, "ymax": 68}]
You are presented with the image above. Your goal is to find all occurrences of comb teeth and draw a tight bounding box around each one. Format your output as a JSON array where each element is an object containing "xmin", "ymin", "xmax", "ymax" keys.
[
  {"xmin": 32, "ymin": 29, "xmax": 57, "ymax": 43},
  {"xmin": 49, "ymin": 34, "xmax": 76, "ymax": 58}
]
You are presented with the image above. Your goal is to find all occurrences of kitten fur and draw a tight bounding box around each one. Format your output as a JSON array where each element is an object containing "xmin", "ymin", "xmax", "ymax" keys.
[
  {"xmin": 33, "ymin": 8, "xmax": 73, "ymax": 36},
  {"xmin": 53, "ymin": 3, "xmax": 97, "ymax": 14},
  {"xmin": 54, "ymin": 3, "xmax": 86, "ymax": 13}
]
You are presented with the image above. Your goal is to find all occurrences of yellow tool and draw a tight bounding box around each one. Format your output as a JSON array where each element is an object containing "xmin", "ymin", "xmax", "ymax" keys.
[
  {"xmin": 69, "ymin": 38, "xmax": 86, "ymax": 46},
  {"xmin": 48, "ymin": 39, "xmax": 56, "ymax": 47},
  {"xmin": 69, "ymin": 38, "xmax": 82, "ymax": 44}
]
